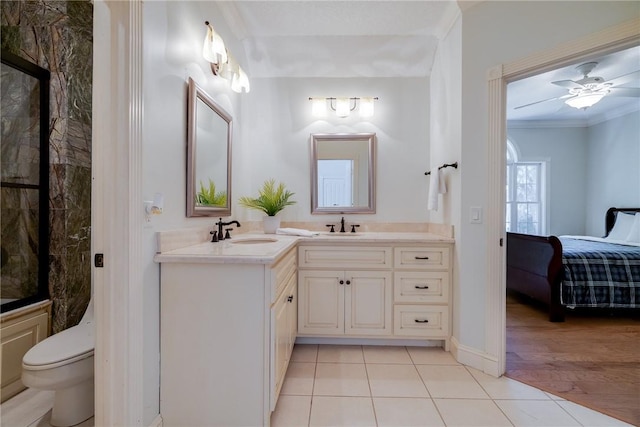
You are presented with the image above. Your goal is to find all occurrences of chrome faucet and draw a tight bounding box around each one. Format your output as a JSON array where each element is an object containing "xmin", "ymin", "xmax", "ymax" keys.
[{"xmin": 214, "ymin": 218, "xmax": 241, "ymax": 241}]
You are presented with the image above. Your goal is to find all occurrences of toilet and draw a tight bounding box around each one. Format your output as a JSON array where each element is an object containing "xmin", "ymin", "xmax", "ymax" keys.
[{"xmin": 22, "ymin": 301, "xmax": 95, "ymax": 426}]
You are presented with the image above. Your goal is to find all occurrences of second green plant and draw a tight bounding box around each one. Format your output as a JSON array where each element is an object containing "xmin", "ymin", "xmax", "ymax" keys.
[{"xmin": 238, "ymin": 178, "xmax": 296, "ymax": 216}]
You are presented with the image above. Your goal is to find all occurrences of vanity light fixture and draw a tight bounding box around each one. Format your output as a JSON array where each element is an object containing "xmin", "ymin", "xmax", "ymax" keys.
[
  {"xmin": 203, "ymin": 21, "xmax": 250, "ymax": 93},
  {"xmin": 309, "ymin": 97, "xmax": 378, "ymax": 118}
]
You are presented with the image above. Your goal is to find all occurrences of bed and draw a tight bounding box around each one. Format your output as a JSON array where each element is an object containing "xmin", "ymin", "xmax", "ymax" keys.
[{"xmin": 506, "ymin": 207, "xmax": 640, "ymax": 322}]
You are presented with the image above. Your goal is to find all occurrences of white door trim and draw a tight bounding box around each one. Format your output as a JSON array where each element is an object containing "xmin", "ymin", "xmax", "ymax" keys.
[
  {"xmin": 92, "ymin": 0, "xmax": 145, "ymax": 425},
  {"xmin": 486, "ymin": 18, "xmax": 640, "ymax": 376}
]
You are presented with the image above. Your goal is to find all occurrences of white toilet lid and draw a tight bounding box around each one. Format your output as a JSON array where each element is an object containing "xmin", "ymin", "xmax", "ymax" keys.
[{"xmin": 23, "ymin": 321, "xmax": 94, "ymax": 369}]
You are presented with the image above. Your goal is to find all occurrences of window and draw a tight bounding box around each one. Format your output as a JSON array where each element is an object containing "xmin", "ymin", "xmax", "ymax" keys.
[{"xmin": 506, "ymin": 140, "xmax": 546, "ymax": 235}]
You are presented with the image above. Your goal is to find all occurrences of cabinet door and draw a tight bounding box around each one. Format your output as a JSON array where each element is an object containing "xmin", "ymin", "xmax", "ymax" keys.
[
  {"xmin": 273, "ymin": 291, "xmax": 289, "ymax": 400},
  {"xmin": 286, "ymin": 278, "xmax": 298, "ymax": 359},
  {"xmin": 298, "ymin": 270, "xmax": 344, "ymax": 335},
  {"xmin": 345, "ymin": 270, "xmax": 392, "ymax": 336}
]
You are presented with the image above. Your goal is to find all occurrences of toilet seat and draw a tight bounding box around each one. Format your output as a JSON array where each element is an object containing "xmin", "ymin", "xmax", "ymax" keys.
[{"xmin": 23, "ymin": 321, "xmax": 94, "ymax": 370}]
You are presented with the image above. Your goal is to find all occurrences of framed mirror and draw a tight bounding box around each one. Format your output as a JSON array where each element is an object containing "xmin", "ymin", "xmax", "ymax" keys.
[
  {"xmin": 310, "ymin": 133, "xmax": 376, "ymax": 214},
  {"xmin": 186, "ymin": 77, "xmax": 232, "ymax": 217}
]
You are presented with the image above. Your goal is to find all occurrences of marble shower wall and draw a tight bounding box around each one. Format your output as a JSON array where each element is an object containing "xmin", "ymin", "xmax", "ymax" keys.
[{"xmin": 1, "ymin": 0, "xmax": 93, "ymax": 332}]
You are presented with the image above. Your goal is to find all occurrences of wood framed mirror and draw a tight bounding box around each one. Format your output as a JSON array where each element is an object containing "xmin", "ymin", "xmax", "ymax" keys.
[
  {"xmin": 186, "ymin": 77, "xmax": 232, "ymax": 217},
  {"xmin": 310, "ymin": 133, "xmax": 376, "ymax": 214}
]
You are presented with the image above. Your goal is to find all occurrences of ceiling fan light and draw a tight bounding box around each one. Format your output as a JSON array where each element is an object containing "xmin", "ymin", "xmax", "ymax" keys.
[{"xmin": 565, "ymin": 92, "xmax": 607, "ymax": 109}]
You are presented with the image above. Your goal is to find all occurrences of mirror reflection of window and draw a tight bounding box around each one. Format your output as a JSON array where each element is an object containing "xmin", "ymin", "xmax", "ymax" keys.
[{"xmin": 318, "ymin": 159, "xmax": 354, "ymax": 207}]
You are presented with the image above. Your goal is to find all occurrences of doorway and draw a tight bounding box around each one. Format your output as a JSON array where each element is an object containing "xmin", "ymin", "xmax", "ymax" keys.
[{"xmin": 484, "ymin": 20, "xmax": 640, "ymax": 376}]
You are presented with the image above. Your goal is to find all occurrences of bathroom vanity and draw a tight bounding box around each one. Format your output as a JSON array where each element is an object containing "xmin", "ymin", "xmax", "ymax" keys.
[{"xmin": 155, "ymin": 230, "xmax": 453, "ymax": 426}]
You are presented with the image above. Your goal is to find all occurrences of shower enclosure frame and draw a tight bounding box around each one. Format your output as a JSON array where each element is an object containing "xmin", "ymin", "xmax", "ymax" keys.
[{"xmin": 1, "ymin": 50, "xmax": 50, "ymax": 313}]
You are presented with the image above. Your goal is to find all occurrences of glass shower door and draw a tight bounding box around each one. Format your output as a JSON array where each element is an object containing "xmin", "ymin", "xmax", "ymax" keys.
[{"xmin": 1, "ymin": 51, "xmax": 50, "ymax": 313}]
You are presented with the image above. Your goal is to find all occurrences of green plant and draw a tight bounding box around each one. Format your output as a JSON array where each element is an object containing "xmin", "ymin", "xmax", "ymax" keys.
[
  {"xmin": 238, "ymin": 179, "xmax": 296, "ymax": 216},
  {"xmin": 196, "ymin": 179, "xmax": 227, "ymax": 206}
]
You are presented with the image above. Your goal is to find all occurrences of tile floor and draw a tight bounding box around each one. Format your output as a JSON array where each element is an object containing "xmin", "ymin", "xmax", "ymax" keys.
[
  {"xmin": 270, "ymin": 344, "xmax": 634, "ymax": 427},
  {"xmin": 1, "ymin": 344, "xmax": 633, "ymax": 427}
]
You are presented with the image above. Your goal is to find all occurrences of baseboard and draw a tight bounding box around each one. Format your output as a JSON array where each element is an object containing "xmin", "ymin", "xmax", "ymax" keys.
[
  {"xmin": 148, "ymin": 414, "xmax": 163, "ymax": 427},
  {"xmin": 450, "ymin": 336, "xmax": 500, "ymax": 377},
  {"xmin": 295, "ymin": 336, "xmax": 444, "ymax": 347}
]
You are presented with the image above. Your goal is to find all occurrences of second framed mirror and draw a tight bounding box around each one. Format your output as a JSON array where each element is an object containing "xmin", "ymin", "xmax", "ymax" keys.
[{"xmin": 310, "ymin": 133, "xmax": 376, "ymax": 214}]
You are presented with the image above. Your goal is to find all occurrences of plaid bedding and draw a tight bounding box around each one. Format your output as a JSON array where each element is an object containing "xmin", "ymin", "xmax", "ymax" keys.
[{"xmin": 560, "ymin": 237, "xmax": 640, "ymax": 308}]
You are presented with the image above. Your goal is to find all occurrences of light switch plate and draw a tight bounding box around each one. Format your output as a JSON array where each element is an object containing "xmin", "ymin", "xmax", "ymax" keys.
[{"xmin": 470, "ymin": 206, "xmax": 482, "ymax": 224}]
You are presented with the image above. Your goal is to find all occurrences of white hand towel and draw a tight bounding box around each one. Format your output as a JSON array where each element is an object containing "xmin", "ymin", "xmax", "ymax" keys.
[
  {"xmin": 276, "ymin": 227, "xmax": 319, "ymax": 237},
  {"xmin": 427, "ymin": 168, "xmax": 439, "ymax": 211},
  {"xmin": 438, "ymin": 169, "xmax": 447, "ymax": 194}
]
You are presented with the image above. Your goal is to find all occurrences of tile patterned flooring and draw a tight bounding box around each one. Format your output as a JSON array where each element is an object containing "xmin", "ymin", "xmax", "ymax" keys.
[
  {"xmin": 1, "ymin": 344, "xmax": 633, "ymax": 426},
  {"xmin": 270, "ymin": 344, "xmax": 634, "ymax": 427}
]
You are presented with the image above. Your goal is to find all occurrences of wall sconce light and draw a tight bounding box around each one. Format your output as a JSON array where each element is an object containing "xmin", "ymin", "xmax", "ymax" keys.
[
  {"xmin": 309, "ymin": 97, "xmax": 378, "ymax": 118},
  {"xmin": 203, "ymin": 21, "xmax": 250, "ymax": 93}
]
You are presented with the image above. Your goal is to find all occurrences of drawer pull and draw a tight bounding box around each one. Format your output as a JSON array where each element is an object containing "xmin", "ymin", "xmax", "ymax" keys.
[
  {"xmin": 415, "ymin": 256, "xmax": 430, "ymax": 260},
  {"xmin": 414, "ymin": 285, "xmax": 430, "ymax": 289},
  {"xmin": 414, "ymin": 319, "xmax": 429, "ymax": 323},
  {"xmin": 287, "ymin": 295, "xmax": 294, "ymax": 303}
]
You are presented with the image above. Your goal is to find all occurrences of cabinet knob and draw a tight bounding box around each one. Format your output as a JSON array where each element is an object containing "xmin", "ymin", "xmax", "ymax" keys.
[
  {"xmin": 414, "ymin": 319, "xmax": 429, "ymax": 323},
  {"xmin": 345, "ymin": 280, "xmax": 351, "ymax": 285},
  {"xmin": 414, "ymin": 285, "xmax": 430, "ymax": 289},
  {"xmin": 287, "ymin": 295, "xmax": 294, "ymax": 303},
  {"xmin": 339, "ymin": 280, "xmax": 344, "ymax": 285},
  {"xmin": 415, "ymin": 256, "xmax": 430, "ymax": 260}
]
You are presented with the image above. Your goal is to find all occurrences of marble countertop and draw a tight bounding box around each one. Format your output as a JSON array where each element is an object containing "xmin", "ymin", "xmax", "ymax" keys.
[{"xmin": 154, "ymin": 231, "xmax": 454, "ymax": 265}]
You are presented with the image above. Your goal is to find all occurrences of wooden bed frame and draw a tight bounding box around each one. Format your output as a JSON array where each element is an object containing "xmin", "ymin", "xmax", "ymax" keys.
[{"xmin": 506, "ymin": 207, "xmax": 640, "ymax": 322}]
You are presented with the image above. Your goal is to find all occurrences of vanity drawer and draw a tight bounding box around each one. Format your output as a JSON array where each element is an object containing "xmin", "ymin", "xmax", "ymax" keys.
[
  {"xmin": 393, "ymin": 305, "xmax": 449, "ymax": 337},
  {"xmin": 394, "ymin": 247, "xmax": 450, "ymax": 270},
  {"xmin": 393, "ymin": 272, "xmax": 449, "ymax": 303},
  {"xmin": 272, "ymin": 248, "xmax": 297, "ymax": 301},
  {"xmin": 298, "ymin": 246, "xmax": 392, "ymax": 269}
]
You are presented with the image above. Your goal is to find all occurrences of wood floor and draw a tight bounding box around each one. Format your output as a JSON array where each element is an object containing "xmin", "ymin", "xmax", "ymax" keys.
[{"xmin": 506, "ymin": 291, "xmax": 640, "ymax": 426}]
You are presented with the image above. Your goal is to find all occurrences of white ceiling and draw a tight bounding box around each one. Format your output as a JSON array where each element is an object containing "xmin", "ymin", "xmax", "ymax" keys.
[
  {"xmin": 216, "ymin": 1, "xmax": 639, "ymax": 123},
  {"xmin": 218, "ymin": 1, "xmax": 459, "ymax": 78}
]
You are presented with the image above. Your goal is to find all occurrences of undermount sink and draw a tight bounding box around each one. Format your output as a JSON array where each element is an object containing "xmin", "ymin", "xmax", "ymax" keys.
[{"xmin": 230, "ymin": 237, "xmax": 279, "ymax": 244}]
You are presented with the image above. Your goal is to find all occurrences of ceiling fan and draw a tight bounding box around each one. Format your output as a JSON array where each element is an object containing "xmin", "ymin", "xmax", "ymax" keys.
[{"xmin": 515, "ymin": 61, "xmax": 640, "ymax": 110}]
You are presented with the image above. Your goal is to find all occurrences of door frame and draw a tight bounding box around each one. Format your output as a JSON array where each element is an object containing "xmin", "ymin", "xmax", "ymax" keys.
[
  {"xmin": 485, "ymin": 18, "xmax": 640, "ymax": 376},
  {"xmin": 92, "ymin": 0, "xmax": 145, "ymax": 425}
]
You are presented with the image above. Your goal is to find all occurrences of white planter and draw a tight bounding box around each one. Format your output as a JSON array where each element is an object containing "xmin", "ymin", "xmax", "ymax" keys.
[{"xmin": 263, "ymin": 216, "xmax": 280, "ymax": 234}]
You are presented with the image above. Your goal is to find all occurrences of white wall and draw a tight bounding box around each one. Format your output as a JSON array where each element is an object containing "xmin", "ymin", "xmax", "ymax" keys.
[
  {"xmin": 429, "ymin": 16, "xmax": 462, "ymax": 346},
  {"xmin": 585, "ymin": 111, "xmax": 640, "ymax": 235},
  {"xmin": 441, "ymin": 1, "xmax": 638, "ymax": 352},
  {"xmin": 141, "ymin": 1, "xmax": 246, "ymax": 423},
  {"xmin": 236, "ymin": 77, "xmax": 431, "ymax": 225},
  {"xmin": 508, "ymin": 126, "xmax": 589, "ymax": 235}
]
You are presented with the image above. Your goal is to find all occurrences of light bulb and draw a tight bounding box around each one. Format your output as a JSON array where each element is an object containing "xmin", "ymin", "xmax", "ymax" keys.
[
  {"xmin": 359, "ymin": 97, "xmax": 375, "ymax": 117},
  {"xmin": 311, "ymin": 98, "xmax": 327, "ymax": 117}
]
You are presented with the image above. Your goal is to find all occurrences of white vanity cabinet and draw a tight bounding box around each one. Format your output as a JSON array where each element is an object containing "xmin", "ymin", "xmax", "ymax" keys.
[
  {"xmin": 393, "ymin": 246, "xmax": 451, "ymax": 350},
  {"xmin": 271, "ymin": 250, "xmax": 297, "ymax": 405},
  {"xmin": 297, "ymin": 243, "xmax": 452, "ymax": 348},
  {"xmin": 298, "ymin": 246, "xmax": 393, "ymax": 336},
  {"xmin": 158, "ymin": 245, "xmax": 296, "ymax": 427}
]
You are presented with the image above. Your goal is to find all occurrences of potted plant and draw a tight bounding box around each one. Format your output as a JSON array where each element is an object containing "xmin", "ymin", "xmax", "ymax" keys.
[{"xmin": 238, "ymin": 179, "xmax": 296, "ymax": 233}]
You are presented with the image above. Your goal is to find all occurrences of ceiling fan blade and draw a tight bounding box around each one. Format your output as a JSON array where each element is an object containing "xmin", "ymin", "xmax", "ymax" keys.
[
  {"xmin": 607, "ymin": 87, "xmax": 640, "ymax": 97},
  {"xmin": 514, "ymin": 94, "xmax": 572, "ymax": 110},
  {"xmin": 551, "ymin": 79, "xmax": 584, "ymax": 89},
  {"xmin": 606, "ymin": 70, "xmax": 640, "ymax": 87}
]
